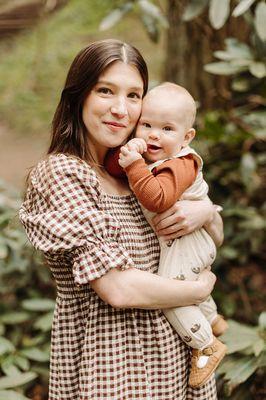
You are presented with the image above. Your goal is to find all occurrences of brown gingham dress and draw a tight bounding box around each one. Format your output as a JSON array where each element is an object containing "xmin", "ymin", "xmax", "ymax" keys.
[{"xmin": 19, "ymin": 154, "xmax": 217, "ymax": 399}]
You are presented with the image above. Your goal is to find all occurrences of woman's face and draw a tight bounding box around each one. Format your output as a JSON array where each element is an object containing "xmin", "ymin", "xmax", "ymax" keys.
[{"xmin": 82, "ymin": 61, "xmax": 144, "ymax": 163}]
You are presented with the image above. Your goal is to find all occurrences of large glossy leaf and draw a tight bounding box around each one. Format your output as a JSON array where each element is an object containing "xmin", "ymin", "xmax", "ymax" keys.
[
  {"xmin": 182, "ymin": 0, "xmax": 208, "ymax": 21},
  {"xmin": 20, "ymin": 348, "xmax": 50, "ymax": 362},
  {"xmin": 33, "ymin": 311, "xmax": 53, "ymax": 332},
  {"xmin": 232, "ymin": 0, "xmax": 256, "ymax": 17},
  {"xmin": 0, "ymin": 372, "xmax": 37, "ymax": 389},
  {"xmin": 249, "ymin": 61, "xmax": 266, "ymax": 78},
  {"xmin": 255, "ymin": 2, "xmax": 266, "ymax": 41},
  {"xmin": 216, "ymin": 38, "xmax": 253, "ymax": 60},
  {"xmin": 252, "ymin": 339, "xmax": 265, "ymax": 356},
  {"xmin": 204, "ymin": 61, "xmax": 243, "ymax": 75},
  {"xmin": 140, "ymin": 13, "xmax": 159, "ymax": 42},
  {"xmin": 232, "ymin": 77, "xmax": 250, "ymax": 92},
  {"xmin": 13, "ymin": 356, "xmax": 30, "ymax": 372},
  {"xmin": 99, "ymin": 3, "xmax": 133, "ymax": 31},
  {"xmin": 240, "ymin": 152, "xmax": 256, "ymax": 175},
  {"xmin": 1, "ymin": 364, "xmax": 21, "ymax": 377},
  {"xmin": 221, "ymin": 320, "xmax": 261, "ymax": 354},
  {"xmin": 21, "ymin": 298, "xmax": 55, "ymax": 311},
  {"xmin": 0, "ymin": 312, "xmax": 31, "ymax": 325},
  {"xmin": 0, "ymin": 337, "xmax": 15, "ymax": 356},
  {"xmin": 138, "ymin": 0, "xmax": 168, "ymax": 28},
  {"xmin": 0, "ymin": 391, "xmax": 30, "ymax": 400},
  {"xmin": 209, "ymin": 0, "xmax": 230, "ymax": 29},
  {"xmin": 258, "ymin": 312, "xmax": 266, "ymax": 329},
  {"xmin": 222, "ymin": 355, "xmax": 261, "ymax": 393}
]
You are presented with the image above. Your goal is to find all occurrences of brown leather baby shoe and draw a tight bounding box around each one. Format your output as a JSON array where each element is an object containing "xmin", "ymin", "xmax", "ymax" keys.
[{"xmin": 188, "ymin": 337, "xmax": 227, "ymax": 388}]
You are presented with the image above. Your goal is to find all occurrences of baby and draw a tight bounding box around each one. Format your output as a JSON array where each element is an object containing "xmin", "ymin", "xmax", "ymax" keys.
[{"xmin": 118, "ymin": 82, "xmax": 227, "ymax": 388}]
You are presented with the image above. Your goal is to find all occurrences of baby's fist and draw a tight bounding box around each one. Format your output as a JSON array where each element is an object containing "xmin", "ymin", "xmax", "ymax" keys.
[{"xmin": 126, "ymin": 138, "xmax": 147, "ymax": 154}]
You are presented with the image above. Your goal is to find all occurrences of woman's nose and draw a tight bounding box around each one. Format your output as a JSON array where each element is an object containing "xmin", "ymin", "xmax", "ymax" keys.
[{"xmin": 110, "ymin": 97, "xmax": 128, "ymax": 118}]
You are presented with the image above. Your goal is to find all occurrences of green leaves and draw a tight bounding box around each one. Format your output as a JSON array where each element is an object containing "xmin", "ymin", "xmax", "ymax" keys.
[
  {"xmin": 21, "ymin": 299, "xmax": 55, "ymax": 312},
  {"xmin": 0, "ymin": 372, "xmax": 37, "ymax": 390},
  {"xmin": 0, "ymin": 182, "xmax": 53, "ymax": 398},
  {"xmin": 0, "ymin": 391, "xmax": 30, "ymax": 400},
  {"xmin": 205, "ymin": 36, "xmax": 266, "ymax": 79},
  {"xmin": 0, "ymin": 338, "xmax": 15, "ymax": 356},
  {"xmin": 232, "ymin": 0, "xmax": 257, "ymax": 17},
  {"xmin": 99, "ymin": 3, "xmax": 133, "ymax": 31},
  {"xmin": 218, "ymin": 318, "xmax": 266, "ymax": 395},
  {"xmin": 20, "ymin": 348, "xmax": 50, "ymax": 363},
  {"xmin": 255, "ymin": 2, "xmax": 266, "ymax": 41},
  {"xmin": 182, "ymin": 0, "xmax": 208, "ymax": 21},
  {"xmin": 204, "ymin": 61, "xmax": 244, "ymax": 75},
  {"xmin": 221, "ymin": 320, "xmax": 264, "ymax": 354},
  {"xmin": 209, "ymin": 0, "xmax": 230, "ymax": 29},
  {"xmin": 258, "ymin": 312, "xmax": 266, "ymax": 329},
  {"xmin": 99, "ymin": 0, "xmax": 167, "ymax": 42},
  {"xmin": 219, "ymin": 354, "xmax": 264, "ymax": 395}
]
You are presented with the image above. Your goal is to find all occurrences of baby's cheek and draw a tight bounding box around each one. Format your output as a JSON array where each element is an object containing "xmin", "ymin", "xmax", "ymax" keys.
[{"xmin": 135, "ymin": 126, "xmax": 144, "ymax": 139}]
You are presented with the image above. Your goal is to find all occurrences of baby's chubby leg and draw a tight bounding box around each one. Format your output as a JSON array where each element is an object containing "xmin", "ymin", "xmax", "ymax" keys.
[{"xmin": 164, "ymin": 305, "xmax": 213, "ymax": 350}]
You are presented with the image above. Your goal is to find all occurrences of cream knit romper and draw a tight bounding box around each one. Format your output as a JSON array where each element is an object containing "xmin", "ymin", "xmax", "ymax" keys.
[{"xmin": 144, "ymin": 146, "xmax": 219, "ymax": 349}]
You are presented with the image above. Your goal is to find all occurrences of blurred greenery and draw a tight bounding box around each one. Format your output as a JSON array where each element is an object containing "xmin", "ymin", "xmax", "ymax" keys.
[
  {"xmin": 0, "ymin": 0, "xmax": 162, "ymax": 136},
  {"xmin": 0, "ymin": 0, "xmax": 265, "ymax": 399}
]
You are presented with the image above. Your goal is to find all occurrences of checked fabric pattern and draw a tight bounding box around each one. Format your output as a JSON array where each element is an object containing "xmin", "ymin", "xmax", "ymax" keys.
[{"xmin": 20, "ymin": 154, "xmax": 217, "ymax": 399}]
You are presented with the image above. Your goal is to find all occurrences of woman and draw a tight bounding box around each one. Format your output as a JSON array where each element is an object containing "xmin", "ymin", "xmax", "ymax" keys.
[{"xmin": 20, "ymin": 39, "xmax": 221, "ymax": 399}]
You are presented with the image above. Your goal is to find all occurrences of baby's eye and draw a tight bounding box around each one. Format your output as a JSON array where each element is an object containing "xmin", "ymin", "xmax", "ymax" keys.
[
  {"xmin": 128, "ymin": 92, "xmax": 141, "ymax": 99},
  {"xmin": 142, "ymin": 122, "xmax": 151, "ymax": 128},
  {"xmin": 163, "ymin": 126, "xmax": 173, "ymax": 131},
  {"xmin": 97, "ymin": 87, "xmax": 112, "ymax": 95}
]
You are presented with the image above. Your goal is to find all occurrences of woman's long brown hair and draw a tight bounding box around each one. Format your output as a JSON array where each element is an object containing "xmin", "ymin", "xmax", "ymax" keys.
[{"xmin": 47, "ymin": 39, "xmax": 149, "ymax": 162}]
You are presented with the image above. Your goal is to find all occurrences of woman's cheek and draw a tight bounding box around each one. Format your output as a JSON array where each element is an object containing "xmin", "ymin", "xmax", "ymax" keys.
[{"xmin": 131, "ymin": 102, "xmax": 142, "ymax": 125}]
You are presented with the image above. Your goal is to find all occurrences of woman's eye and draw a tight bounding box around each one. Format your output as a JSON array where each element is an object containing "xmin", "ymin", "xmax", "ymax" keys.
[
  {"xmin": 98, "ymin": 87, "xmax": 112, "ymax": 94},
  {"xmin": 128, "ymin": 92, "xmax": 141, "ymax": 99}
]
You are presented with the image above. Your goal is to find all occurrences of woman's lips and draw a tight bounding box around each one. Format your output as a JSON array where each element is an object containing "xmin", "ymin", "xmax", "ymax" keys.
[{"xmin": 103, "ymin": 121, "xmax": 127, "ymax": 132}]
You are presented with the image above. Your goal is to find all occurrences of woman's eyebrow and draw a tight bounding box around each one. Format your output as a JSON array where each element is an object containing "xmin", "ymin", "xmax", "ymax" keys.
[
  {"xmin": 130, "ymin": 86, "xmax": 143, "ymax": 92},
  {"xmin": 96, "ymin": 80, "xmax": 143, "ymax": 92}
]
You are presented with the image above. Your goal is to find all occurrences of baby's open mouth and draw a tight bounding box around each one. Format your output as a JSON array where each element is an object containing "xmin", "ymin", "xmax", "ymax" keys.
[{"xmin": 147, "ymin": 144, "xmax": 161, "ymax": 151}]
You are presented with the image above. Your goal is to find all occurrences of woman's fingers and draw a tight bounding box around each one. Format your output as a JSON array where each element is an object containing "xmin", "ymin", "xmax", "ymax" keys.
[{"xmin": 152, "ymin": 204, "xmax": 186, "ymax": 235}]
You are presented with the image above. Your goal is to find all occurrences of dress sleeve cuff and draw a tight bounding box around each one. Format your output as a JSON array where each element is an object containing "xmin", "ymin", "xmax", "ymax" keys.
[{"xmin": 72, "ymin": 242, "xmax": 135, "ymax": 285}]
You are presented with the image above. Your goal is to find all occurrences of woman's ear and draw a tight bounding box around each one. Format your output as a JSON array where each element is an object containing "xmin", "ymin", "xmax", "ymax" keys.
[{"xmin": 183, "ymin": 128, "xmax": 196, "ymax": 147}]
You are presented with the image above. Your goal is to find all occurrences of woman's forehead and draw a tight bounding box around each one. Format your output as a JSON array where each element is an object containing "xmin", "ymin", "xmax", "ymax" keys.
[{"xmin": 98, "ymin": 61, "xmax": 143, "ymax": 90}]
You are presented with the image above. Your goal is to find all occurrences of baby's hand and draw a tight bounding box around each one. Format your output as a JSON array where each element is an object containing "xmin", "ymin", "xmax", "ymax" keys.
[
  {"xmin": 118, "ymin": 146, "xmax": 142, "ymax": 169},
  {"xmin": 118, "ymin": 138, "xmax": 147, "ymax": 168},
  {"xmin": 126, "ymin": 138, "xmax": 147, "ymax": 154}
]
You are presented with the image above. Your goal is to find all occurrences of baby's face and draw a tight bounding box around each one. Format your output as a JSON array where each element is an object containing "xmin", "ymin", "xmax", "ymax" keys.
[{"xmin": 136, "ymin": 89, "xmax": 194, "ymax": 164}]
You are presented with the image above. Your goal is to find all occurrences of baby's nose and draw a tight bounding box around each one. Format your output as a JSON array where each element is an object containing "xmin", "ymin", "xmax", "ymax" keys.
[{"xmin": 149, "ymin": 130, "xmax": 160, "ymax": 139}]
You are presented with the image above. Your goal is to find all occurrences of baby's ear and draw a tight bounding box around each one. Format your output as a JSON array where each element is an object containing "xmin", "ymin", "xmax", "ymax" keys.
[{"xmin": 184, "ymin": 128, "xmax": 196, "ymax": 146}]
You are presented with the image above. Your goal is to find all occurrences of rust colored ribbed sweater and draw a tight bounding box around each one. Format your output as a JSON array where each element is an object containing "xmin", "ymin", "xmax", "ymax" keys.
[{"xmin": 125, "ymin": 155, "xmax": 197, "ymax": 213}]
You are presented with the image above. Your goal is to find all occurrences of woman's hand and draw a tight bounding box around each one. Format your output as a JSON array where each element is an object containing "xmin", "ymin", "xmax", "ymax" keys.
[
  {"xmin": 152, "ymin": 199, "xmax": 214, "ymax": 240},
  {"xmin": 195, "ymin": 268, "xmax": 216, "ymax": 304}
]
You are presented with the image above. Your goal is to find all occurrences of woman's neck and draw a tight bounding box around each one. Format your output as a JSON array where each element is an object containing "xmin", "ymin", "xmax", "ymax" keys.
[{"xmin": 96, "ymin": 168, "xmax": 131, "ymax": 196}]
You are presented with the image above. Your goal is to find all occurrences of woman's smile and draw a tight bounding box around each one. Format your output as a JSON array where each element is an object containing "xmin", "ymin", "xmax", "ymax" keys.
[{"xmin": 103, "ymin": 120, "xmax": 128, "ymax": 132}]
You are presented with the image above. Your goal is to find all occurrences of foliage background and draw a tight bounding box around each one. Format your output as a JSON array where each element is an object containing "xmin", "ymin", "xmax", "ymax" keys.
[{"xmin": 0, "ymin": 0, "xmax": 265, "ymax": 399}]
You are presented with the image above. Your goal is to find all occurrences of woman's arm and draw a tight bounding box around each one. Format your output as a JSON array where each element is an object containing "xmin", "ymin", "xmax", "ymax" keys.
[
  {"xmin": 204, "ymin": 207, "xmax": 224, "ymax": 247},
  {"xmin": 151, "ymin": 199, "xmax": 223, "ymax": 244},
  {"xmin": 90, "ymin": 267, "xmax": 216, "ymax": 310}
]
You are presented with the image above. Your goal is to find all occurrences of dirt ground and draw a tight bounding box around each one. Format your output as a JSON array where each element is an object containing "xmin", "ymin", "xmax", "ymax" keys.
[{"xmin": 0, "ymin": 122, "xmax": 48, "ymax": 192}]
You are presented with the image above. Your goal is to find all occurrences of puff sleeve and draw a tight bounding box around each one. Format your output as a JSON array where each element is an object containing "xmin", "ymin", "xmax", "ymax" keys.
[{"xmin": 19, "ymin": 154, "xmax": 134, "ymax": 284}]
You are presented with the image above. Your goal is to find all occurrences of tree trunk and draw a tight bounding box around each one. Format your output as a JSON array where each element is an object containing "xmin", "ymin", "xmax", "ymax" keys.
[{"xmin": 163, "ymin": 0, "xmax": 250, "ymax": 110}]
